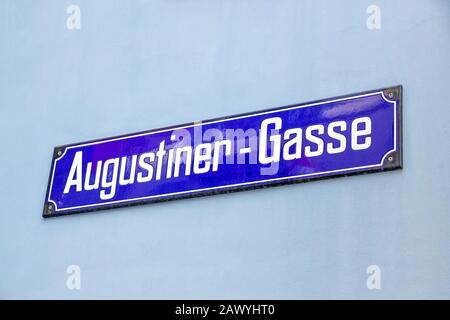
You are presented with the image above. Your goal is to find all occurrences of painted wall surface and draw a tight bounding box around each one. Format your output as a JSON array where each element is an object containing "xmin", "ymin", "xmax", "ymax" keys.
[{"xmin": 0, "ymin": 0, "xmax": 449, "ymax": 299}]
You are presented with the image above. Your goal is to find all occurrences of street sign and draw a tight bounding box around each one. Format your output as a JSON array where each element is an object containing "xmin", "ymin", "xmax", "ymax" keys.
[{"xmin": 43, "ymin": 86, "xmax": 402, "ymax": 217}]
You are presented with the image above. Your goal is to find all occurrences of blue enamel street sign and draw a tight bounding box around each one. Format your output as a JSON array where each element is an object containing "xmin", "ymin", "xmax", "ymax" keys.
[{"xmin": 43, "ymin": 86, "xmax": 402, "ymax": 217}]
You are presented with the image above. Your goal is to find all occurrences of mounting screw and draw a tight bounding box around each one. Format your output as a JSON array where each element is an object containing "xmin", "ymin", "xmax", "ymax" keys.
[
  {"xmin": 57, "ymin": 150, "xmax": 62, "ymax": 156},
  {"xmin": 388, "ymin": 92, "xmax": 394, "ymax": 98},
  {"xmin": 47, "ymin": 204, "xmax": 53, "ymax": 213},
  {"xmin": 388, "ymin": 156, "xmax": 394, "ymax": 162}
]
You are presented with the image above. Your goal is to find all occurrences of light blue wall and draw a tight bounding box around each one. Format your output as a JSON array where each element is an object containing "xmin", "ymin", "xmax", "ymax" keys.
[{"xmin": 1, "ymin": 0, "xmax": 449, "ymax": 299}]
